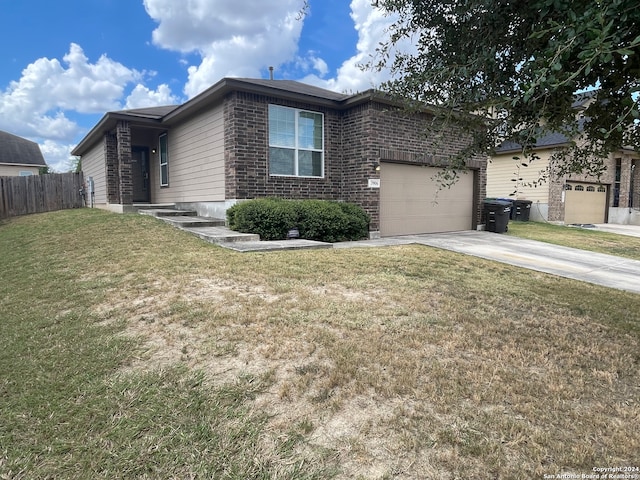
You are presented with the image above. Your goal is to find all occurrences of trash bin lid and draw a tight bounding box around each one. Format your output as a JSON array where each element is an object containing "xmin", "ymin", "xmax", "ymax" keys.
[{"xmin": 483, "ymin": 199, "xmax": 512, "ymax": 206}]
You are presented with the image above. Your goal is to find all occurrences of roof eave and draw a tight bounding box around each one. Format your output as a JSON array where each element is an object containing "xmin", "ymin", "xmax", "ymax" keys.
[
  {"xmin": 0, "ymin": 161, "xmax": 47, "ymax": 167},
  {"xmin": 163, "ymin": 78, "xmax": 345, "ymax": 125},
  {"xmin": 71, "ymin": 112, "xmax": 164, "ymax": 156}
]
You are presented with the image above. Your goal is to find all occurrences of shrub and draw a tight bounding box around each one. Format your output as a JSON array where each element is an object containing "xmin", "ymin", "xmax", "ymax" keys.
[
  {"xmin": 226, "ymin": 198, "xmax": 297, "ymax": 240},
  {"xmin": 226, "ymin": 199, "xmax": 370, "ymax": 242}
]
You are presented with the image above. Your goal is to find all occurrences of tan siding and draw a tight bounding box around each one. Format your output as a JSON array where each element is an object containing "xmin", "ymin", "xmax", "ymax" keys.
[
  {"xmin": 153, "ymin": 105, "xmax": 225, "ymax": 203},
  {"xmin": 81, "ymin": 140, "xmax": 107, "ymax": 204},
  {"xmin": 0, "ymin": 165, "xmax": 40, "ymax": 176},
  {"xmin": 487, "ymin": 152, "xmax": 551, "ymax": 202}
]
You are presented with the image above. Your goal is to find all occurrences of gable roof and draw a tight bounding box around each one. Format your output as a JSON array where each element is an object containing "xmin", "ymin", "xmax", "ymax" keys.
[
  {"xmin": 0, "ymin": 130, "xmax": 47, "ymax": 167},
  {"xmin": 497, "ymin": 131, "xmax": 572, "ymax": 153},
  {"xmin": 71, "ymin": 77, "xmax": 422, "ymax": 156},
  {"xmin": 115, "ymin": 105, "xmax": 180, "ymax": 119}
]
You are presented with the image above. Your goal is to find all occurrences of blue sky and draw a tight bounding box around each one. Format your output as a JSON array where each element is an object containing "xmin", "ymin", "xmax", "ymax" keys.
[{"xmin": 0, "ymin": 0, "xmax": 402, "ymax": 172}]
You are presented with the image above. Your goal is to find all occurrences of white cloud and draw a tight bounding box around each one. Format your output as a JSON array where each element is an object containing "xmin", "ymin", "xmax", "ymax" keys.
[
  {"xmin": 0, "ymin": 43, "xmax": 180, "ymax": 171},
  {"xmin": 301, "ymin": 0, "xmax": 411, "ymax": 94},
  {"xmin": 124, "ymin": 84, "xmax": 180, "ymax": 109},
  {"xmin": 39, "ymin": 139, "xmax": 77, "ymax": 173},
  {"xmin": 0, "ymin": 43, "xmax": 142, "ymax": 141},
  {"xmin": 143, "ymin": 0, "xmax": 307, "ymax": 97}
]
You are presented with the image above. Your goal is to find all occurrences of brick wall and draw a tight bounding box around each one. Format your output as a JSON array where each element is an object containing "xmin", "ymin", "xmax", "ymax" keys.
[
  {"xmin": 224, "ymin": 91, "xmax": 342, "ymax": 201},
  {"xmin": 343, "ymin": 102, "xmax": 487, "ymax": 228},
  {"xmin": 340, "ymin": 103, "xmax": 381, "ymax": 229},
  {"xmin": 224, "ymin": 93, "xmax": 487, "ymax": 231},
  {"xmin": 116, "ymin": 121, "xmax": 133, "ymax": 204},
  {"xmin": 104, "ymin": 133, "xmax": 119, "ymax": 204}
]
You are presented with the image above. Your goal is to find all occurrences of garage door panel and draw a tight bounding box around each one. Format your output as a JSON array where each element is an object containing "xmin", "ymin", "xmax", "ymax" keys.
[
  {"xmin": 380, "ymin": 163, "xmax": 474, "ymax": 236},
  {"xmin": 564, "ymin": 182, "xmax": 607, "ymax": 224}
]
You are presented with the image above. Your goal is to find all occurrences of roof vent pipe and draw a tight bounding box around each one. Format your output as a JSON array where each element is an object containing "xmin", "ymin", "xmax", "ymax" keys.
[{"xmin": 269, "ymin": 66, "xmax": 274, "ymax": 80}]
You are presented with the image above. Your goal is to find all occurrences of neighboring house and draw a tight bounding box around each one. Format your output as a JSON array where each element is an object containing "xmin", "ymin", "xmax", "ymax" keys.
[
  {"xmin": 487, "ymin": 95, "xmax": 640, "ymax": 225},
  {"xmin": 0, "ymin": 130, "xmax": 47, "ymax": 177},
  {"xmin": 71, "ymin": 78, "xmax": 487, "ymax": 237}
]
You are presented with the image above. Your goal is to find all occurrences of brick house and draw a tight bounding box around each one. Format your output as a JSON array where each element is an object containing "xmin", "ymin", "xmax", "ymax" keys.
[{"xmin": 72, "ymin": 78, "xmax": 487, "ymax": 237}]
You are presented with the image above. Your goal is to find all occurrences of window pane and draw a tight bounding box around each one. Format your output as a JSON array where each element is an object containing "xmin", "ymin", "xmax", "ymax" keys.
[
  {"xmin": 269, "ymin": 105, "xmax": 295, "ymax": 147},
  {"xmin": 298, "ymin": 111, "xmax": 323, "ymax": 149},
  {"xmin": 270, "ymin": 147, "xmax": 295, "ymax": 175},
  {"xmin": 159, "ymin": 134, "xmax": 168, "ymax": 186},
  {"xmin": 160, "ymin": 164, "xmax": 168, "ymax": 185},
  {"xmin": 298, "ymin": 150, "xmax": 322, "ymax": 177}
]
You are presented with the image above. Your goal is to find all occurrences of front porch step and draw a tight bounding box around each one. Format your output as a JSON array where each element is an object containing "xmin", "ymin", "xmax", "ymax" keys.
[
  {"xmin": 160, "ymin": 216, "xmax": 226, "ymax": 228},
  {"xmin": 183, "ymin": 226, "xmax": 260, "ymax": 244},
  {"xmin": 138, "ymin": 208, "xmax": 198, "ymax": 217},
  {"xmin": 139, "ymin": 208, "xmax": 333, "ymax": 252}
]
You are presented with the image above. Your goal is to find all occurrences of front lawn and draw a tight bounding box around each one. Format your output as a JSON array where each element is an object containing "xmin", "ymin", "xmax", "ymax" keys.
[
  {"xmin": 507, "ymin": 220, "xmax": 640, "ymax": 261},
  {"xmin": 1, "ymin": 209, "xmax": 639, "ymax": 479}
]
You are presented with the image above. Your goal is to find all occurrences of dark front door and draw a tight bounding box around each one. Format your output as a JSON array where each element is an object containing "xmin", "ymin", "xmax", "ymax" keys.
[{"xmin": 132, "ymin": 147, "xmax": 150, "ymax": 203}]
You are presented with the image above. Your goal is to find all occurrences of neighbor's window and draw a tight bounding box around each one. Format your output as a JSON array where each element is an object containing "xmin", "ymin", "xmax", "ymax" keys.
[
  {"xmin": 19, "ymin": 171, "xmax": 33, "ymax": 176},
  {"xmin": 159, "ymin": 133, "xmax": 168, "ymax": 187},
  {"xmin": 269, "ymin": 105, "xmax": 323, "ymax": 177}
]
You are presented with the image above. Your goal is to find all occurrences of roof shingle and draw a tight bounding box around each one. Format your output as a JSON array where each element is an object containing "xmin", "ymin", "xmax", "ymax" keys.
[{"xmin": 0, "ymin": 130, "xmax": 47, "ymax": 167}]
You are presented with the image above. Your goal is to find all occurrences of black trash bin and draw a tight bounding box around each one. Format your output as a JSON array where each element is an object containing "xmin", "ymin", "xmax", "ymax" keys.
[
  {"xmin": 497, "ymin": 198, "xmax": 516, "ymax": 220},
  {"xmin": 512, "ymin": 199, "xmax": 533, "ymax": 221},
  {"xmin": 483, "ymin": 199, "xmax": 511, "ymax": 233}
]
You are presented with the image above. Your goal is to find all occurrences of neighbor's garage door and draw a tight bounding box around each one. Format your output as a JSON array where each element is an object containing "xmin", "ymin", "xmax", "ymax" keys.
[
  {"xmin": 564, "ymin": 182, "xmax": 607, "ymax": 224},
  {"xmin": 380, "ymin": 163, "xmax": 474, "ymax": 236}
]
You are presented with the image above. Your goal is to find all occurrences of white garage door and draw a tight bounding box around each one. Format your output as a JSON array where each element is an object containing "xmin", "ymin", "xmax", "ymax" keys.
[
  {"xmin": 380, "ymin": 163, "xmax": 475, "ymax": 236},
  {"xmin": 564, "ymin": 182, "xmax": 607, "ymax": 224}
]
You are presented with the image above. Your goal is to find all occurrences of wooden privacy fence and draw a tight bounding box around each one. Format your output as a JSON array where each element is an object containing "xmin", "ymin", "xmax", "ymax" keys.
[{"xmin": 0, "ymin": 172, "xmax": 85, "ymax": 219}]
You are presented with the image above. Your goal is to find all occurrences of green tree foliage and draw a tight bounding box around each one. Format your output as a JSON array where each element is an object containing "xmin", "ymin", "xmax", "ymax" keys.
[
  {"xmin": 372, "ymin": 0, "xmax": 640, "ymax": 176},
  {"xmin": 71, "ymin": 156, "xmax": 82, "ymax": 173}
]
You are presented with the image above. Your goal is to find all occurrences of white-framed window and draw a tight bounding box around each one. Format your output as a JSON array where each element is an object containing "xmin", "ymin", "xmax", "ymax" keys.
[
  {"xmin": 159, "ymin": 133, "xmax": 169, "ymax": 187},
  {"xmin": 19, "ymin": 171, "xmax": 33, "ymax": 176},
  {"xmin": 268, "ymin": 104, "xmax": 324, "ymax": 177}
]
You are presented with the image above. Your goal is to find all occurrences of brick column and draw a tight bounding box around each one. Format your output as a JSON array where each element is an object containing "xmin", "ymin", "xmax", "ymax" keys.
[
  {"xmin": 632, "ymin": 159, "xmax": 640, "ymax": 209},
  {"xmin": 117, "ymin": 121, "xmax": 133, "ymax": 204},
  {"xmin": 104, "ymin": 132, "xmax": 120, "ymax": 203},
  {"xmin": 619, "ymin": 155, "xmax": 633, "ymax": 208}
]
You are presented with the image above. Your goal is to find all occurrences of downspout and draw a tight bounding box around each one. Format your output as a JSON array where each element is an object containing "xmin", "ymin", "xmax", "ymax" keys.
[{"xmin": 630, "ymin": 163, "xmax": 636, "ymax": 210}]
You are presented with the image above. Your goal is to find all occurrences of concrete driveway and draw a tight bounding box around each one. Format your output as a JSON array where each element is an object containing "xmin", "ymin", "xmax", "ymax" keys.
[
  {"xmin": 592, "ymin": 223, "xmax": 640, "ymax": 238},
  {"xmin": 335, "ymin": 230, "xmax": 640, "ymax": 294}
]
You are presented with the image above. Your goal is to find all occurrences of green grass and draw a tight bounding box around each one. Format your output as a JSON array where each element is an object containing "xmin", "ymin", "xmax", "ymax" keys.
[
  {"xmin": 507, "ymin": 220, "xmax": 640, "ymax": 261},
  {"xmin": 1, "ymin": 209, "xmax": 639, "ymax": 479}
]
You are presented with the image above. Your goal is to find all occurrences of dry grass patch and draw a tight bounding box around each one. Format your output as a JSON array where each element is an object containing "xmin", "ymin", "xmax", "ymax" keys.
[
  {"xmin": 508, "ymin": 221, "xmax": 640, "ymax": 260},
  {"xmin": 6, "ymin": 210, "xmax": 636, "ymax": 479},
  {"xmin": 87, "ymin": 232, "xmax": 640, "ymax": 479}
]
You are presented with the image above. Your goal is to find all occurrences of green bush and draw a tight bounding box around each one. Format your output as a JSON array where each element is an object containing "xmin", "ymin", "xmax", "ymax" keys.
[
  {"xmin": 226, "ymin": 198, "xmax": 370, "ymax": 242},
  {"xmin": 227, "ymin": 198, "xmax": 297, "ymax": 240}
]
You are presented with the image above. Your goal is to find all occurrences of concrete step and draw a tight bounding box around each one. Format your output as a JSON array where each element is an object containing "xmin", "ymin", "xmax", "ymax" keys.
[
  {"xmin": 160, "ymin": 216, "xmax": 226, "ymax": 228},
  {"xmin": 183, "ymin": 226, "xmax": 260, "ymax": 244},
  {"xmin": 141, "ymin": 208, "xmax": 334, "ymax": 252},
  {"xmin": 139, "ymin": 208, "xmax": 197, "ymax": 217},
  {"xmin": 218, "ymin": 239, "xmax": 333, "ymax": 252}
]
